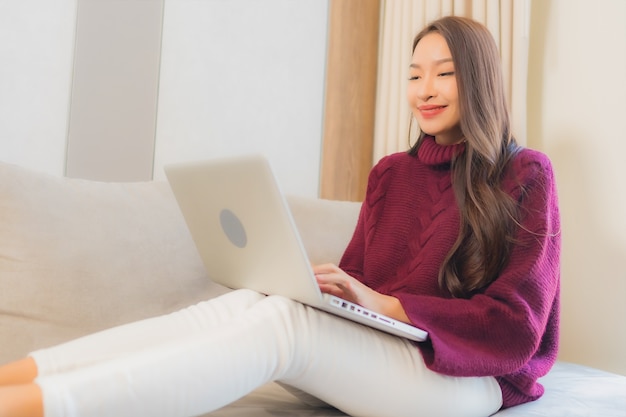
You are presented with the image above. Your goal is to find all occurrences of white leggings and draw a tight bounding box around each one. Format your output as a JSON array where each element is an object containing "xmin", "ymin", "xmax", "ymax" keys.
[{"xmin": 31, "ymin": 289, "xmax": 502, "ymax": 417}]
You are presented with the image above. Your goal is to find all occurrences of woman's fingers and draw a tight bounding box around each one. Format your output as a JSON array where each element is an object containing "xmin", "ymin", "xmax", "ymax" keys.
[
  {"xmin": 317, "ymin": 283, "xmax": 345, "ymax": 298},
  {"xmin": 315, "ymin": 271, "xmax": 351, "ymax": 291},
  {"xmin": 313, "ymin": 264, "xmax": 367, "ymax": 305},
  {"xmin": 312, "ymin": 263, "xmax": 340, "ymax": 275}
]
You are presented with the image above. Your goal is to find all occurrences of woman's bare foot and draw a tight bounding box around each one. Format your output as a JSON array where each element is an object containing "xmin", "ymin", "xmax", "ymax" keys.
[
  {"xmin": 0, "ymin": 384, "xmax": 44, "ymax": 417},
  {"xmin": 0, "ymin": 357, "xmax": 38, "ymax": 386}
]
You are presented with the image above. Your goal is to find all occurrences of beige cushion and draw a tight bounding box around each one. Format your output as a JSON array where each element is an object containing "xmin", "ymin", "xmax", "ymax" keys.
[{"xmin": 0, "ymin": 161, "xmax": 360, "ymax": 364}]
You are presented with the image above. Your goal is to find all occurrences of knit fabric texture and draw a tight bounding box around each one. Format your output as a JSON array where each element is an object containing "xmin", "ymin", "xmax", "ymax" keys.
[{"xmin": 339, "ymin": 136, "xmax": 561, "ymax": 408}]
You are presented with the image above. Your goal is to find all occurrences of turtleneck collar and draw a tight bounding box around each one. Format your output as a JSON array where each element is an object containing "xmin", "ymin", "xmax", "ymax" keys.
[{"xmin": 417, "ymin": 135, "xmax": 466, "ymax": 167}]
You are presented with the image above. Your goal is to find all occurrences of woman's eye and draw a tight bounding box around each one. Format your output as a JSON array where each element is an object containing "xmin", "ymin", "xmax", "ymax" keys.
[
  {"xmin": 408, "ymin": 75, "xmax": 420, "ymax": 81},
  {"xmin": 439, "ymin": 72, "xmax": 455, "ymax": 77}
]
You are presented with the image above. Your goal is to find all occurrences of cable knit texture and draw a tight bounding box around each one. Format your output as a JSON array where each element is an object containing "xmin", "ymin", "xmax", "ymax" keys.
[{"xmin": 339, "ymin": 136, "xmax": 561, "ymax": 409}]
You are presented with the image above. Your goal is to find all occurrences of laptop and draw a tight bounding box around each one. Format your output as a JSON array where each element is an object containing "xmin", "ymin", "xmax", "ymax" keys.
[{"xmin": 164, "ymin": 154, "xmax": 428, "ymax": 342}]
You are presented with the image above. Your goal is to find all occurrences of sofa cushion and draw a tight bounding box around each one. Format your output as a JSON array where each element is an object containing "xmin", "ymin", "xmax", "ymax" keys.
[{"xmin": 0, "ymin": 161, "xmax": 360, "ymax": 364}]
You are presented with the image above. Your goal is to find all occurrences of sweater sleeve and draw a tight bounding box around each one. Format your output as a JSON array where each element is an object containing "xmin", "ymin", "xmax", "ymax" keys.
[{"xmin": 396, "ymin": 150, "xmax": 561, "ymax": 378}]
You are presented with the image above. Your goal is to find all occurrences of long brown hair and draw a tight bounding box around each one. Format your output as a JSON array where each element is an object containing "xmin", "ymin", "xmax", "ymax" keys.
[{"xmin": 408, "ymin": 16, "xmax": 521, "ymax": 298}]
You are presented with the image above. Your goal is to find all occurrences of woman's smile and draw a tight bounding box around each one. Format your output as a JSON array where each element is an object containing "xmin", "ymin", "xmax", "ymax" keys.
[{"xmin": 418, "ymin": 104, "xmax": 448, "ymax": 118}]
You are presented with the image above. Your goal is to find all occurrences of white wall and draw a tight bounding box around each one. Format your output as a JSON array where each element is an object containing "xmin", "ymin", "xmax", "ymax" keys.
[
  {"xmin": 0, "ymin": 1, "xmax": 77, "ymax": 175},
  {"xmin": 153, "ymin": 0, "xmax": 329, "ymax": 197},
  {"xmin": 0, "ymin": 0, "xmax": 328, "ymax": 197},
  {"xmin": 528, "ymin": 0, "xmax": 626, "ymax": 375}
]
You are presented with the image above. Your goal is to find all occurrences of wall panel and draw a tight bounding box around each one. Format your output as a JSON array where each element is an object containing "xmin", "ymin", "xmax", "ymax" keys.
[{"xmin": 65, "ymin": 0, "xmax": 164, "ymax": 181}]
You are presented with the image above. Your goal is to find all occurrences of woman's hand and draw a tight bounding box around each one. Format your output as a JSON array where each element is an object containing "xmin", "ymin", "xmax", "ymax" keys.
[{"xmin": 313, "ymin": 263, "xmax": 411, "ymax": 324}]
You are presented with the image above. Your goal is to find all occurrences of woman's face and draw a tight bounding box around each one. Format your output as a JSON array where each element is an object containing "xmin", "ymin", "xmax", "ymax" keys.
[{"xmin": 407, "ymin": 32, "xmax": 463, "ymax": 146}]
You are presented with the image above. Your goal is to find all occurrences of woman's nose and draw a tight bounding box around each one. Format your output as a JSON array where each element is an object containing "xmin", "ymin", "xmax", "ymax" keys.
[{"xmin": 416, "ymin": 76, "xmax": 435, "ymax": 100}]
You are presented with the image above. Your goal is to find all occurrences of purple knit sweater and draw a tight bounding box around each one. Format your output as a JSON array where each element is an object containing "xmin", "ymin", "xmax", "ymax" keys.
[{"xmin": 339, "ymin": 136, "xmax": 561, "ymax": 409}]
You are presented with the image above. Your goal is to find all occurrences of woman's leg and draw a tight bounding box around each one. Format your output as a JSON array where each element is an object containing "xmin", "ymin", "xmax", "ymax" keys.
[
  {"xmin": 34, "ymin": 295, "xmax": 501, "ymax": 417},
  {"xmin": 0, "ymin": 289, "xmax": 264, "ymax": 417},
  {"xmin": 280, "ymin": 306, "xmax": 503, "ymax": 417},
  {"xmin": 0, "ymin": 289, "xmax": 262, "ymax": 385},
  {"xmin": 31, "ymin": 289, "xmax": 263, "ymax": 377},
  {"xmin": 34, "ymin": 294, "xmax": 312, "ymax": 417}
]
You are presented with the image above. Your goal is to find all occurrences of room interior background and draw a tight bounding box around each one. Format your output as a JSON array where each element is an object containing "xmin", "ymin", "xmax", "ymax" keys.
[{"xmin": 1, "ymin": 0, "xmax": 624, "ymax": 376}]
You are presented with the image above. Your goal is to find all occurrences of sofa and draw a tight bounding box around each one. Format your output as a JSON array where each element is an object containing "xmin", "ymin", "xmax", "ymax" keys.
[{"xmin": 1, "ymin": 160, "xmax": 625, "ymax": 417}]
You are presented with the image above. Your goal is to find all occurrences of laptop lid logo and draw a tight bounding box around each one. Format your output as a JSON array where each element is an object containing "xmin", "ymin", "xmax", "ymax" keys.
[{"xmin": 219, "ymin": 209, "xmax": 247, "ymax": 248}]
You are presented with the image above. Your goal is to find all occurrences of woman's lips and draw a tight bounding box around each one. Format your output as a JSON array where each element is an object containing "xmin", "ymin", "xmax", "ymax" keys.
[{"xmin": 418, "ymin": 105, "xmax": 446, "ymax": 118}]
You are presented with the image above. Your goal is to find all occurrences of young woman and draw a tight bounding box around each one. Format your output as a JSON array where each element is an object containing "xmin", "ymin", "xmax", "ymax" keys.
[{"xmin": 0, "ymin": 16, "xmax": 560, "ymax": 417}]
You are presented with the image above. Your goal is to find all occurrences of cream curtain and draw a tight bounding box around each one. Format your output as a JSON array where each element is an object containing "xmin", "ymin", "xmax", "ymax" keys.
[{"xmin": 373, "ymin": 0, "xmax": 531, "ymax": 162}]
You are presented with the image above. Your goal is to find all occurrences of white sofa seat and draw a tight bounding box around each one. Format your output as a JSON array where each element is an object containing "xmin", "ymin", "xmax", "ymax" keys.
[{"xmin": 203, "ymin": 361, "xmax": 626, "ymax": 416}]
